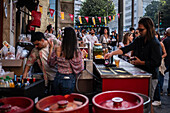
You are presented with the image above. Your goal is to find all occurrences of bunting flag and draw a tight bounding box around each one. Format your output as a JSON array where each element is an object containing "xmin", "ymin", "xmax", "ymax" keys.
[
  {"xmin": 113, "ymin": 15, "xmax": 115, "ymax": 20},
  {"xmin": 98, "ymin": 17, "xmax": 101, "ymax": 23},
  {"xmin": 61, "ymin": 12, "xmax": 64, "ymax": 20},
  {"xmin": 92, "ymin": 17, "xmax": 96, "ymax": 25},
  {"xmin": 78, "ymin": 16, "xmax": 82, "ymax": 24},
  {"xmin": 108, "ymin": 16, "xmax": 111, "ymax": 21},
  {"xmin": 69, "ymin": 14, "xmax": 74, "ymax": 21},
  {"xmin": 39, "ymin": 5, "xmax": 43, "ymax": 14},
  {"xmin": 84, "ymin": 16, "xmax": 89, "ymax": 23},
  {"xmin": 104, "ymin": 17, "xmax": 107, "ymax": 25},
  {"xmin": 49, "ymin": 8, "xmax": 55, "ymax": 17},
  {"xmin": 117, "ymin": 13, "xmax": 120, "ymax": 19}
]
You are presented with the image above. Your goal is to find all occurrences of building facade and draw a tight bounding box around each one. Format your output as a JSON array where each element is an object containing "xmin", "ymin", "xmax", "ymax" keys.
[
  {"xmin": 0, "ymin": 0, "xmax": 17, "ymax": 47},
  {"xmin": 109, "ymin": 0, "xmax": 156, "ymax": 32},
  {"xmin": 36, "ymin": 0, "xmax": 51, "ymax": 32},
  {"xmin": 74, "ymin": 0, "xmax": 85, "ymax": 25}
]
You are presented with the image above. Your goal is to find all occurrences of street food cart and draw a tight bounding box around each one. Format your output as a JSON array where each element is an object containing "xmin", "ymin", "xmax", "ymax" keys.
[{"xmin": 93, "ymin": 57, "xmax": 152, "ymax": 97}]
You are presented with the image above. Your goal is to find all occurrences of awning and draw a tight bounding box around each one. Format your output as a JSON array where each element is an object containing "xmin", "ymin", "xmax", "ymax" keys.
[{"xmin": 17, "ymin": 0, "xmax": 39, "ymax": 11}]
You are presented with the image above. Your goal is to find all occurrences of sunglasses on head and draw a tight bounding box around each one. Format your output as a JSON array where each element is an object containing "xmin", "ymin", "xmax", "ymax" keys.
[{"xmin": 138, "ymin": 28, "xmax": 145, "ymax": 32}]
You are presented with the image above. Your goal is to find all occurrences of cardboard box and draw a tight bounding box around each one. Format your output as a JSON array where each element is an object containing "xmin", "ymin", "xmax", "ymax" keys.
[
  {"xmin": 1, "ymin": 59, "xmax": 22, "ymax": 67},
  {"xmin": 1, "ymin": 59, "xmax": 25, "ymax": 76},
  {"xmin": 0, "ymin": 72, "xmax": 14, "ymax": 79}
]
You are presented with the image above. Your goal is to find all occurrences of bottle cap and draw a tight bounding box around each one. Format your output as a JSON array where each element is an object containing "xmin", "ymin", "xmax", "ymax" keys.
[
  {"xmin": 6, "ymin": 76, "xmax": 10, "ymax": 79},
  {"xmin": 33, "ymin": 78, "xmax": 36, "ymax": 82}
]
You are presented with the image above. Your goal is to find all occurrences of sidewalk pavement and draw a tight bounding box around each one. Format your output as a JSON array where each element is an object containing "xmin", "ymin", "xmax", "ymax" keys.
[{"xmin": 153, "ymin": 72, "xmax": 170, "ymax": 113}]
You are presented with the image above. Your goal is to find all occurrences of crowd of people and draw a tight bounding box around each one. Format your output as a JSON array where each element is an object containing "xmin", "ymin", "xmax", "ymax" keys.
[{"xmin": 22, "ymin": 17, "xmax": 170, "ymax": 107}]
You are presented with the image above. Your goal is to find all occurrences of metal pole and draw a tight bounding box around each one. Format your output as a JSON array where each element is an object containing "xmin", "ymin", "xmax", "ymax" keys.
[
  {"xmin": 118, "ymin": 0, "xmax": 123, "ymax": 42},
  {"xmin": 107, "ymin": 0, "xmax": 108, "ymax": 25},
  {"xmin": 55, "ymin": 0, "xmax": 58, "ymax": 36},
  {"xmin": 158, "ymin": 11, "xmax": 160, "ymax": 33},
  {"xmin": 131, "ymin": 0, "xmax": 134, "ymax": 28}
]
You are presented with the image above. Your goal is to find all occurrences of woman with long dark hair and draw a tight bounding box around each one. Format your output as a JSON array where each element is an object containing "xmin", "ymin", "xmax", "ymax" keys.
[
  {"xmin": 104, "ymin": 17, "xmax": 162, "ymax": 105},
  {"xmin": 154, "ymin": 31, "xmax": 167, "ymax": 100},
  {"xmin": 53, "ymin": 27, "xmax": 83, "ymax": 95},
  {"xmin": 100, "ymin": 28, "xmax": 110, "ymax": 48}
]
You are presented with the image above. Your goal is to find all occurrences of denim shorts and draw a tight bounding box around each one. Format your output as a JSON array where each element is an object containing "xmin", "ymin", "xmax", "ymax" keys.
[{"xmin": 53, "ymin": 72, "xmax": 76, "ymax": 95}]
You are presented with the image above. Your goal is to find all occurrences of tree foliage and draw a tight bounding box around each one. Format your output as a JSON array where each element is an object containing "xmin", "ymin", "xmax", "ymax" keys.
[
  {"xmin": 75, "ymin": 0, "xmax": 115, "ymax": 26},
  {"xmin": 144, "ymin": 1, "xmax": 161, "ymax": 27},
  {"xmin": 159, "ymin": 0, "xmax": 170, "ymax": 28},
  {"xmin": 145, "ymin": 0, "xmax": 170, "ymax": 29}
]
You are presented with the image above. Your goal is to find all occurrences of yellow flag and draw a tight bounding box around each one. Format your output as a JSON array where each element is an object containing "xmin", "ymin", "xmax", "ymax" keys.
[
  {"xmin": 39, "ymin": 5, "xmax": 43, "ymax": 14},
  {"xmin": 104, "ymin": 17, "xmax": 107, "ymax": 25},
  {"xmin": 113, "ymin": 15, "xmax": 115, "ymax": 20},
  {"xmin": 78, "ymin": 16, "xmax": 82, "ymax": 24},
  {"xmin": 61, "ymin": 12, "xmax": 64, "ymax": 20},
  {"xmin": 92, "ymin": 17, "xmax": 96, "ymax": 25}
]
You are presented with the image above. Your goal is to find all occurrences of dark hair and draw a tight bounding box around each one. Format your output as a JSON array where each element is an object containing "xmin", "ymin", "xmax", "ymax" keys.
[
  {"xmin": 156, "ymin": 31, "xmax": 161, "ymax": 41},
  {"xmin": 31, "ymin": 32, "xmax": 47, "ymax": 42},
  {"xmin": 138, "ymin": 17, "xmax": 155, "ymax": 41},
  {"xmin": 47, "ymin": 24, "xmax": 52, "ymax": 33},
  {"xmin": 62, "ymin": 27, "xmax": 78, "ymax": 59},
  {"xmin": 111, "ymin": 31, "xmax": 115, "ymax": 33},
  {"xmin": 91, "ymin": 29, "xmax": 95, "ymax": 32},
  {"xmin": 123, "ymin": 33, "xmax": 130, "ymax": 45},
  {"xmin": 130, "ymin": 27, "xmax": 135, "ymax": 31}
]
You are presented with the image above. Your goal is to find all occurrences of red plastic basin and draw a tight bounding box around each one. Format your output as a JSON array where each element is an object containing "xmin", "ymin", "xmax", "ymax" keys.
[
  {"xmin": 93, "ymin": 90, "xmax": 144, "ymax": 113},
  {"xmin": 36, "ymin": 93, "xmax": 89, "ymax": 113},
  {"xmin": 0, "ymin": 97, "xmax": 34, "ymax": 113}
]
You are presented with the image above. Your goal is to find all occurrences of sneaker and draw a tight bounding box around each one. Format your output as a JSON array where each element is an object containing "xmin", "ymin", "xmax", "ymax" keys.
[{"xmin": 152, "ymin": 101, "xmax": 161, "ymax": 106}]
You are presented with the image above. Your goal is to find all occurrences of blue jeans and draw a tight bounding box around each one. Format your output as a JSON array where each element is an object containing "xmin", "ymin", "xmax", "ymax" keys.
[
  {"xmin": 159, "ymin": 72, "xmax": 164, "ymax": 93},
  {"xmin": 167, "ymin": 66, "xmax": 170, "ymax": 93},
  {"xmin": 53, "ymin": 72, "xmax": 76, "ymax": 95},
  {"xmin": 153, "ymin": 72, "xmax": 161, "ymax": 101}
]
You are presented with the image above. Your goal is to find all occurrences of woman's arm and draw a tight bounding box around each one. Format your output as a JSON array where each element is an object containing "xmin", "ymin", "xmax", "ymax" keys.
[
  {"xmin": 160, "ymin": 42, "xmax": 167, "ymax": 58},
  {"xmin": 48, "ymin": 40, "xmax": 54, "ymax": 60}
]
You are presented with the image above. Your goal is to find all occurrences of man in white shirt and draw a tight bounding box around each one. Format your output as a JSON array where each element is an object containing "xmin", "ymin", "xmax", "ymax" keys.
[
  {"xmin": 44, "ymin": 24, "xmax": 56, "ymax": 40},
  {"xmin": 86, "ymin": 29, "xmax": 98, "ymax": 49}
]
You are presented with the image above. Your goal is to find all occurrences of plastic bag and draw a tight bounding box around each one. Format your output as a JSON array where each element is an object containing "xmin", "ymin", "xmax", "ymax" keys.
[
  {"xmin": 20, "ymin": 49, "xmax": 29, "ymax": 59},
  {"xmin": 1, "ymin": 46, "xmax": 15, "ymax": 59},
  {"xmin": 16, "ymin": 46, "xmax": 24, "ymax": 59},
  {"xmin": 16, "ymin": 46, "xmax": 29, "ymax": 59}
]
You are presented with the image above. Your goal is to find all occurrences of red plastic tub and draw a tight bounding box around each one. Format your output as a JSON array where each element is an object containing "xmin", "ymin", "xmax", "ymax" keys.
[
  {"xmin": 36, "ymin": 93, "xmax": 89, "ymax": 113},
  {"xmin": 93, "ymin": 90, "xmax": 144, "ymax": 113},
  {"xmin": 0, "ymin": 97, "xmax": 34, "ymax": 113}
]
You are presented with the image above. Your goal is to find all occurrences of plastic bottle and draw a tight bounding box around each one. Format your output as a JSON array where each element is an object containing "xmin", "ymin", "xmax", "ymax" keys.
[
  {"xmin": 26, "ymin": 78, "xmax": 30, "ymax": 85},
  {"xmin": 33, "ymin": 77, "xmax": 36, "ymax": 83},
  {"xmin": 2, "ymin": 41, "xmax": 10, "ymax": 48},
  {"xmin": 9, "ymin": 77, "xmax": 15, "ymax": 88},
  {"xmin": 14, "ymin": 75, "xmax": 18, "ymax": 87},
  {"xmin": 16, "ymin": 75, "xmax": 23, "ymax": 88},
  {"xmin": 4, "ymin": 79, "xmax": 9, "ymax": 87},
  {"xmin": 0, "ymin": 77, "xmax": 4, "ymax": 87}
]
